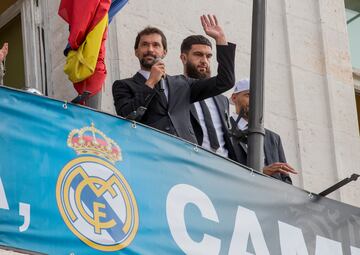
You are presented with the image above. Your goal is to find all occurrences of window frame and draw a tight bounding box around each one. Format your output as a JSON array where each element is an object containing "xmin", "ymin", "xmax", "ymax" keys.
[{"xmin": 0, "ymin": 0, "xmax": 49, "ymax": 94}]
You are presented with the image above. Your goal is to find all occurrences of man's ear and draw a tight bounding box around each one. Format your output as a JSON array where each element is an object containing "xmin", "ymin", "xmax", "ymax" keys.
[
  {"xmin": 162, "ymin": 49, "xmax": 167, "ymax": 58},
  {"xmin": 135, "ymin": 49, "xmax": 139, "ymax": 58},
  {"xmin": 180, "ymin": 53, "xmax": 187, "ymax": 64},
  {"xmin": 231, "ymin": 94, "xmax": 237, "ymax": 104}
]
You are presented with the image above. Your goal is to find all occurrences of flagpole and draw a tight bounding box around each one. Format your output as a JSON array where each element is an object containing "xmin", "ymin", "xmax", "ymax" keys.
[{"xmin": 247, "ymin": 0, "xmax": 266, "ymax": 171}]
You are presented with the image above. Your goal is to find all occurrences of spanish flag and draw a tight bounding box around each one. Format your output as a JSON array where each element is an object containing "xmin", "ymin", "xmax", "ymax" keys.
[{"xmin": 58, "ymin": 0, "xmax": 128, "ymax": 102}]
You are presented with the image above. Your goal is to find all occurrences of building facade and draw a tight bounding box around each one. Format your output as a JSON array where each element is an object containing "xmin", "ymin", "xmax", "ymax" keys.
[{"xmin": 0, "ymin": 0, "xmax": 359, "ymax": 207}]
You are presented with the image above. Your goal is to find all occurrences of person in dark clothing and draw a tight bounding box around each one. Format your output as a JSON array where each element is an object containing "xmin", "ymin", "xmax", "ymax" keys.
[
  {"xmin": 112, "ymin": 15, "xmax": 236, "ymax": 144},
  {"xmin": 229, "ymin": 79, "xmax": 297, "ymax": 184},
  {"xmin": 180, "ymin": 35, "xmax": 237, "ymax": 160}
]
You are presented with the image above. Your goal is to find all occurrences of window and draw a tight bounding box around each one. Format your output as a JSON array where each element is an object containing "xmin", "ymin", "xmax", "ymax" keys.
[
  {"xmin": 0, "ymin": 14, "xmax": 25, "ymax": 89},
  {"xmin": 356, "ymin": 92, "xmax": 360, "ymax": 132},
  {"xmin": 355, "ymin": 71, "xmax": 360, "ymax": 132},
  {"xmin": 346, "ymin": 7, "xmax": 360, "ymax": 69},
  {"xmin": 0, "ymin": 0, "xmax": 49, "ymax": 94},
  {"xmin": 345, "ymin": 0, "xmax": 360, "ymax": 133},
  {"xmin": 0, "ymin": 0, "xmax": 17, "ymax": 15}
]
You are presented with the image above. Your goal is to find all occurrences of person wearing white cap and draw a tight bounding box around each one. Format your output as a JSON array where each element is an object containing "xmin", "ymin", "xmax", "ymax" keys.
[
  {"xmin": 0, "ymin": 43, "xmax": 8, "ymax": 85},
  {"xmin": 229, "ymin": 79, "xmax": 297, "ymax": 184},
  {"xmin": 180, "ymin": 34, "xmax": 238, "ymax": 160}
]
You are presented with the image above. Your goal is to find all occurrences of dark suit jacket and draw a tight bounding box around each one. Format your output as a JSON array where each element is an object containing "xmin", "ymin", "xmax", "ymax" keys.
[
  {"xmin": 234, "ymin": 128, "xmax": 292, "ymax": 184},
  {"xmin": 190, "ymin": 95, "xmax": 238, "ymax": 161},
  {"xmin": 112, "ymin": 43, "xmax": 235, "ymax": 144}
]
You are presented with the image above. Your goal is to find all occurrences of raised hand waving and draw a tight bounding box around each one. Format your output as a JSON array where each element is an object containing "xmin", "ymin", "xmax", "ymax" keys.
[{"xmin": 200, "ymin": 15, "xmax": 227, "ymax": 45}]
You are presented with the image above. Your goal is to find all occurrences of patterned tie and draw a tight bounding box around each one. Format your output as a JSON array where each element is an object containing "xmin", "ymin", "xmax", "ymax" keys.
[
  {"xmin": 199, "ymin": 100, "xmax": 220, "ymax": 150},
  {"xmin": 156, "ymin": 82, "xmax": 167, "ymax": 105}
]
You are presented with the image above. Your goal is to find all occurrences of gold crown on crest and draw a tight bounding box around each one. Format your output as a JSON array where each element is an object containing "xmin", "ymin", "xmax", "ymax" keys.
[{"xmin": 67, "ymin": 123, "xmax": 122, "ymax": 164}]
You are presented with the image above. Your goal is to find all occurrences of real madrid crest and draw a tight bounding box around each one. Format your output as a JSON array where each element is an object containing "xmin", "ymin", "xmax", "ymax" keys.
[{"xmin": 56, "ymin": 124, "xmax": 139, "ymax": 251}]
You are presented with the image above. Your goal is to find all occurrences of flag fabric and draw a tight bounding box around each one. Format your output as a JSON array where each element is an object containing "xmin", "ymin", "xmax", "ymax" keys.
[
  {"xmin": 73, "ymin": 27, "xmax": 107, "ymax": 97},
  {"xmin": 62, "ymin": 0, "xmax": 128, "ymax": 56},
  {"xmin": 58, "ymin": 0, "xmax": 111, "ymax": 52},
  {"xmin": 64, "ymin": 14, "xmax": 108, "ymax": 84},
  {"xmin": 109, "ymin": 0, "xmax": 129, "ymax": 23},
  {"xmin": 58, "ymin": 0, "xmax": 128, "ymax": 101}
]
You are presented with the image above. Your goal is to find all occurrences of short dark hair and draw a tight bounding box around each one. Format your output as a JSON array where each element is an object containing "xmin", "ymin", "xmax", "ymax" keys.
[
  {"xmin": 180, "ymin": 35, "xmax": 212, "ymax": 53},
  {"xmin": 134, "ymin": 26, "xmax": 167, "ymax": 51}
]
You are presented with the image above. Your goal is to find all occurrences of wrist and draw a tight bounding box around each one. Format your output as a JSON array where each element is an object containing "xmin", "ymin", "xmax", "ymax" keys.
[
  {"xmin": 145, "ymin": 78, "xmax": 157, "ymax": 88},
  {"xmin": 215, "ymin": 36, "xmax": 227, "ymax": 45},
  {"xmin": 216, "ymin": 38, "xmax": 228, "ymax": 45}
]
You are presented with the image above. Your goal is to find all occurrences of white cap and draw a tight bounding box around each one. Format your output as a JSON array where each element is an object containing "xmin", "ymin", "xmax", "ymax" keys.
[
  {"xmin": 232, "ymin": 79, "xmax": 250, "ymax": 94},
  {"xmin": 25, "ymin": 88, "xmax": 42, "ymax": 95},
  {"xmin": 230, "ymin": 78, "xmax": 250, "ymax": 104}
]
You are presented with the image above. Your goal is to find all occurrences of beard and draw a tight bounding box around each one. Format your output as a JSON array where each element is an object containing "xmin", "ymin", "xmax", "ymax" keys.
[
  {"xmin": 185, "ymin": 61, "xmax": 211, "ymax": 79},
  {"xmin": 139, "ymin": 53, "xmax": 158, "ymax": 69},
  {"xmin": 239, "ymin": 105, "xmax": 249, "ymax": 119}
]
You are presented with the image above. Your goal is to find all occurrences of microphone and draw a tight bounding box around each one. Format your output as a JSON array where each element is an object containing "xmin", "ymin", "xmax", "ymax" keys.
[
  {"xmin": 155, "ymin": 57, "xmax": 165, "ymax": 92},
  {"xmin": 159, "ymin": 77, "xmax": 165, "ymax": 92}
]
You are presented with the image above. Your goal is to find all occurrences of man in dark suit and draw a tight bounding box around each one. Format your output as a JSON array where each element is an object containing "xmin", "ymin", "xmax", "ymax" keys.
[
  {"xmin": 229, "ymin": 79, "xmax": 297, "ymax": 184},
  {"xmin": 112, "ymin": 15, "xmax": 235, "ymax": 144},
  {"xmin": 180, "ymin": 35, "xmax": 237, "ymax": 160}
]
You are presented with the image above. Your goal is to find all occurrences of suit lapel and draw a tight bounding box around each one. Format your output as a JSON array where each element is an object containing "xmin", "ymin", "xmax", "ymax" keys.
[
  {"xmin": 132, "ymin": 72, "xmax": 147, "ymax": 85},
  {"xmin": 167, "ymin": 76, "xmax": 178, "ymax": 112},
  {"xmin": 213, "ymin": 96, "xmax": 224, "ymax": 120},
  {"xmin": 133, "ymin": 72, "xmax": 167, "ymax": 110},
  {"xmin": 213, "ymin": 96, "xmax": 229, "ymax": 129},
  {"xmin": 263, "ymin": 129, "xmax": 272, "ymax": 165},
  {"xmin": 237, "ymin": 144, "xmax": 248, "ymax": 165},
  {"xmin": 190, "ymin": 103, "xmax": 199, "ymax": 123}
]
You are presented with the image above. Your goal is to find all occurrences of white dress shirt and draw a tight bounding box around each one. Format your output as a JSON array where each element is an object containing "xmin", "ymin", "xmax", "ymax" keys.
[
  {"xmin": 231, "ymin": 113, "xmax": 249, "ymax": 153},
  {"xmin": 231, "ymin": 113, "xmax": 248, "ymax": 131},
  {"xmin": 194, "ymin": 98, "xmax": 228, "ymax": 158}
]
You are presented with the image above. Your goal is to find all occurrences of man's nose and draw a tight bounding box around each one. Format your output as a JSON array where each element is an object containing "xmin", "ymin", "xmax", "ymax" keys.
[
  {"xmin": 147, "ymin": 44, "xmax": 155, "ymax": 52},
  {"xmin": 200, "ymin": 56, "xmax": 209, "ymax": 65}
]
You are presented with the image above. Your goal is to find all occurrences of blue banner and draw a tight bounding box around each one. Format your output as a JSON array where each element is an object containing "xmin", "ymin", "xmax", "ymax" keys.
[{"xmin": 0, "ymin": 86, "xmax": 360, "ymax": 255}]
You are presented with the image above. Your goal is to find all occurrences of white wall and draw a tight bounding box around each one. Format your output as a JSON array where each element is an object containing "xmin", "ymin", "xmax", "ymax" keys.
[{"xmin": 47, "ymin": 0, "xmax": 360, "ymax": 206}]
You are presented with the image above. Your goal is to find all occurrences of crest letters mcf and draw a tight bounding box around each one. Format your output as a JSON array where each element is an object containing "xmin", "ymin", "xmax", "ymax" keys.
[{"xmin": 56, "ymin": 124, "xmax": 139, "ymax": 251}]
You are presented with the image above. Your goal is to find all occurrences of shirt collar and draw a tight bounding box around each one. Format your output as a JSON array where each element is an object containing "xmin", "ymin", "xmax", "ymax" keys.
[
  {"xmin": 231, "ymin": 113, "xmax": 248, "ymax": 131},
  {"xmin": 138, "ymin": 69, "xmax": 150, "ymax": 80},
  {"xmin": 238, "ymin": 117, "xmax": 248, "ymax": 131}
]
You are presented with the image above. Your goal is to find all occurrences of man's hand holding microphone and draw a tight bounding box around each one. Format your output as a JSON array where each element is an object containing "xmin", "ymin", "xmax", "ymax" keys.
[{"xmin": 145, "ymin": 57, "xmax": 166, "ymax": 89}]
